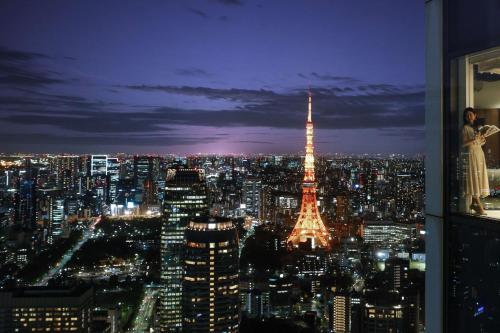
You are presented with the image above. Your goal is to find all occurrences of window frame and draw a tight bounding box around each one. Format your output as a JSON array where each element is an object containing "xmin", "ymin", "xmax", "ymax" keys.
[{"xmin": 444, "ymin": 45, "xmax": 500, "ymax": 333}]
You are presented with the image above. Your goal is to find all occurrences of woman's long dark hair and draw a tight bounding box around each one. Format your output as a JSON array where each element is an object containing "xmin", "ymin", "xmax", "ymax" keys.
[{"xmin": 463, "ymin": 107, "xmax": 476, "ymax": 127}]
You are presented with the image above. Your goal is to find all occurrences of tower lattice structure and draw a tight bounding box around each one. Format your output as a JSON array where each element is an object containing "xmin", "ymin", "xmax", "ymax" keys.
[{"xmin": 288, "ymin": 93, "xmax": 330, "ymax": 249}]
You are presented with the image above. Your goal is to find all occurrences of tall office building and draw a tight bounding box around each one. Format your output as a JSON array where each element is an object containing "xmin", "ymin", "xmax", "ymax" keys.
[
  {"xmin": 91, "ymin": 174, "xmax": 109, "ymax": 205},
  {"xmin": 425, "ymin": 1, "xmax": 500, "ymax": 332},
  {"xmin": 362, "ymin": 221, "xmax": 414, "ymax": 245},
  {"xmin": 14, "ymin": 159, "xmax": 38, "ymax": 230},
  {"xmin": 288, "ymin": 93, "xmax": 330, "ymax": 249},
  {"xmin": 160, "ymin": 169, "xmax": 208, "ymax": 332},
  {"xmin": 48, "ymin": 196, "xmax": 65, "ymax": 244},
  {"xmin": 134, "ymin": 156, "xmax": 153, "ymax": 192},
  {"xmin": 16, "ymin": 177, "xmax": 36, "ymax": 229},
  {"xmin": 0, "ymin": 285, "xmax": 93, "ymax": 333},
  {"xmin": 107, "ymin": 157, "xmax": 120, "ymax": 204},
  {"xmin": 350, "ymin": 294, "xmax": 362, "ymax": 333},
  {"xmin": 52, "ymin": 156, "xmax": 79, "ymax": 192},
  {"xmin": 328, "ymin": 291, "xmax": 350, "ymax": 333},
  {"xmin": 395, "ymin": 174, "xmax": 413, "ymax": 217},
  {"xmin": 362, "ymin": 292, "xmax": 404, "ymax": 333},
  {"xmin": 335, "ymin": 195, "xmax": 349, "ymax": 222},
  {"xmin": 90, "ymin": 155, "xmax": 108, "ymax": 176},
  {"xmin": 360, "ymin": 290, "xmax": 418, "ymax": 333},
  {"xmin": 384, "ymin": 258, "xmax": 409, "ymax": 291},
  {"xmin": 244, "ymin": 289, "xmax": 270, "ymax": 319},
  {"xmin": 268, "ymin": 273, "xmax": 293, "ymax": 318},
  {"xmin": 182, "ymin": 216, "xmax": 239, "ymax": 333},
  {"xmin": 242, "ymin": 178, "xmax": 262, "ymax": 219}
]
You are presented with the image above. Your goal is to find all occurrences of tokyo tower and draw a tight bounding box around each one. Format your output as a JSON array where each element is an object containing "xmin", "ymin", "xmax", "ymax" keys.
[{"xmin": 288, "ymin": 92, "xmax": 330, "ymax": 249}]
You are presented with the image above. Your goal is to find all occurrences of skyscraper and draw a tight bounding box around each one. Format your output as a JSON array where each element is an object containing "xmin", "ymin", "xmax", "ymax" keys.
[
  {"xmin": 160, "ymin": 169, "xmax": 208, "ymax": 332},
  {"xmin": 268, "ymin": 273, "xmax": 293, "ymax": 318},
  {"xmin": 242, "ymin": 178, "xmax": 261, "ymax": 219},
  {"xmin": 16, "ymin": 159, "xmax": 37, "ymax": 229},
  {"xmin": 107, "ymin": 157, "xmax": 120, "ymax": 204},
  {"xmin": 48, "ymin": 196, "xmax": 65, "ymax": 244},
  {"xmin": 0, "ymin": 285, "xmax": 94, "ymax": 332},
  {"xmin": 329, "ymin": 291, "xmax": 351, "ymax": 333},
  {"xmin": 425, "ymin": 1, "xmax": 500, "ymax": 332},
  {"xmin": 134, "ymin": 156, "xmax": 153, "ymax": 192},
  {"xmin": 182, "ymin": 216, "xmax": 239, "ymax": 333},
  {"xmin": 288, "ymin": 93, "xmax": 330, "ymax": 249},
  {"xmin": 90, "ymin": 155, "xmax": 108, "ymax": 176},
  {"xmin": 362, "ymin": 291, "xmax": 406, "ymax": 333}
]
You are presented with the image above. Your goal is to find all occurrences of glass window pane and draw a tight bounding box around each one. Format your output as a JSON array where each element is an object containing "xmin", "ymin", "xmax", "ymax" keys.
[{"xmin": 452, "ymin": 48, "xmax": 500, "ymax": 218}]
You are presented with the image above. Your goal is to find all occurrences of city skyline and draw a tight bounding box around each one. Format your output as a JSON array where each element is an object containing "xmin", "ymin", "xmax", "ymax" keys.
[
  {"xmin": 0, "ymin": 0, "xmax": 424, "ymax": 155},
  {"xmin": 2, "ymin": 1, "xmax": 499, "ymax": 332}
]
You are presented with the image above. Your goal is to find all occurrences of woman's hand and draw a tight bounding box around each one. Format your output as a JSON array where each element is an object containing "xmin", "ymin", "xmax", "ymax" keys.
[{"xmin": 475, "ymin": 134, "xmax": 486, "ymax": 145}]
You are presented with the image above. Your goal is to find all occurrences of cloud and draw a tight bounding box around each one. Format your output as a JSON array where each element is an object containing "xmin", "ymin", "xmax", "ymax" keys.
[
  {"xmin": 378, "ymin": 127, "xmax": 425, "ymax": 140},
  {"xmin": 0, "ymin": 90, "xmax": 123, "ymax": 112},
  {"xmin": 0, "ymin": 46, "xmax": 67, "ymax": 87},
  {"xmin": 0, "ymin": 132, "xmax": 223, "ymax": 149},
  {"xmin": 122, "ymin": 83, "xmax": 423, "ymax": 128},
  {"xmin": 1, "ymin": 112, "xmax": 166, "ymax": 133},
  {"xmin": 1, "ymin": 74, "xmax": 424, "ymax": 139},
  {"xmin": 125, "ymin": 85, "xmax": 277, "ymax": 102},
  {"xmin": 219, "ymin": 15, "xmax": 229, "ymax": 21},
  {"xmin": 187, "ymin": 7, "xmax": 208, "ymax": 18},
  {"xmin": 214, "ymin": 0, "xmax": 243, "ymax": 5},
  {"xmin": 298, "ymin": 72, "xmax": 358, "ymax": 83},
  {"xmin": 310, "ymin": 72, "xmax": 356, "ymax": 82},
  {"xmin": 0, "ymin": 75, "xmax": 62, "ymax": 87},
  {"xmin": 0, "ymin": 49, "xmax": 424, "ymax": 152},
  {"xmin": 0, "ymin": 62, "xmax": 66, "ymax": 87},
  {"xmin": 235, "ymin": 140, "xmax": 274, "ymax": 144},
  {"xmin": 174, "ymin": 68, "xmax": 211, "ymax": 77},
  {"xmin": 3, "ymin": 84, "xmax": 423, "ymax": 134},
  {"xmin": 0, "ymin": 46, "xmax": 49, "ymax": 61}
]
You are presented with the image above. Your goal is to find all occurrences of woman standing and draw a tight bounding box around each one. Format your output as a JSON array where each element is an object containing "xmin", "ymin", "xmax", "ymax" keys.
[{"xmin": 462, "ymin": 107, "xmax": 489, "ymax": 215}]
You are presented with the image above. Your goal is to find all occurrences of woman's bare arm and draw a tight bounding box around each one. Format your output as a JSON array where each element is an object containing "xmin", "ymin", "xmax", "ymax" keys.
[{"xmin": 463, "ymin": 134, "xmax": 483, "ymax": 147}]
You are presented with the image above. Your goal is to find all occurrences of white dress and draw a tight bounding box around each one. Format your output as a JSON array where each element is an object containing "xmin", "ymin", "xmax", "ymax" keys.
[{"xmin": 463, "ymin": 124, "xmax": 489, "ymax": 198}]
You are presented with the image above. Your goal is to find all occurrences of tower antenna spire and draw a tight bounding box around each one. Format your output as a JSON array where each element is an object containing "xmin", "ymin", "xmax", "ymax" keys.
[{"xmin": 307, "ymin": 89, "xmax": 312, "ymax": 123}]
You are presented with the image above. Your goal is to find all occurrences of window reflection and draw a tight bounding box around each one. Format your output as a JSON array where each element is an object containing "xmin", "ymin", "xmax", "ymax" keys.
[{"xmin": 448, "ymin": 219, "xmax": 500, "ymax": 333}]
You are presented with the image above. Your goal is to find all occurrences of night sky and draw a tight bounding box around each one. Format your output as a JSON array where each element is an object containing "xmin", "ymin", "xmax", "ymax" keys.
[{"xmin": 0, "ymin": 0, "xmax": 424, "ymax": 155}]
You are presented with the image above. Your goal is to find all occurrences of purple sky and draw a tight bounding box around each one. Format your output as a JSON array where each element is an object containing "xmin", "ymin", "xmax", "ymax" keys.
[{"xmin": 0, "ymin": 0, "xmax": 424, "ymax": 155}]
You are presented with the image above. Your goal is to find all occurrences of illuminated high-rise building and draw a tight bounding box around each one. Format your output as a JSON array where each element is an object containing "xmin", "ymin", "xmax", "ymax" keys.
[
  {"xmin": 107, "ymin": 157, "xmax": 120, "ymax": 204},
  {"xmin": 182, "ymin": 216, "xmax": 239, "ymax": 333},
  {"xmin": 288, "ymin": 93, "xmax": 330, "ymax": 249},
  {"xmin": 362, "ymin": 291, "xmax": 405, "ymax": 333},
  {"xmin": 362, "ymin": 221, "xmax": 414, "ymax": 245},
  {"xmin": 90, "ymin": 155, "xmax": 108, "ymax": 176},
  {"xmin": 385, "ymin": 258, "xmax": 410, "ymax": 291},
  {"xmin": 15, "ymin": 159, "xmax": 37, "ymax": 229},
  {"xmin": 134, "ymin": 156, "xmax": 153, "ymax": 192},
  {"xmin": 0, "ymin": 285, "xmax": 93, "ymax": 332},
  {"xmin": 160, "ymin": 169, "xmax": 208, "ymax": 332},
  {"xmin": 52, "ymin": 155, "xmax": 79, "ymax": 192},
  {"xmin": 242, "ymin": 178, "xmax": 261, "ymax": 219},
  {"xmin": 335, "ymin": 195, "xmax": 349, "ymax": 222},
  {"xmin": 268, "ymin": 273, "xmax": 293, "ymax": 318},
  {"xmin": 48, "ymin": 196, "xmax": 65, "ymax": 244},
  {"xmin": 328, "ymin": 291, "xmax": 351, "ymax": 333}
]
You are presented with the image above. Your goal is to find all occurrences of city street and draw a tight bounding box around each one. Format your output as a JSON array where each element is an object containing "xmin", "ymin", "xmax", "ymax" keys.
[
  {"xmin": 129, "ymin": 286, "xmax": 159, "ymax": 333},
  {"xmin": 34, "ymin": 217, "xmax": 101, "ymax": 286}
]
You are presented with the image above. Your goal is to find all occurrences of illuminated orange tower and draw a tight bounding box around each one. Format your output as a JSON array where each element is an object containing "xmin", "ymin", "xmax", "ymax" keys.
[{"xmin": 288, "ymin": 92, "xmax": 330, "ymax": 249}]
